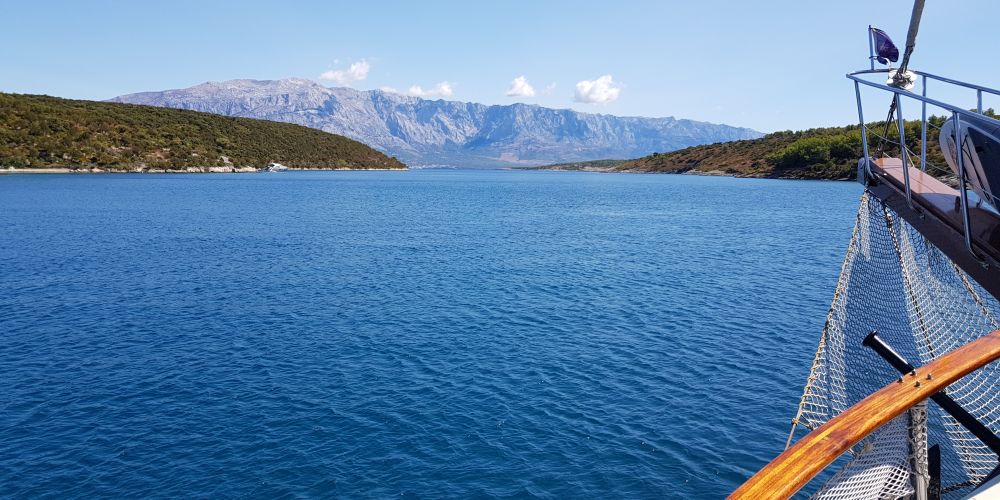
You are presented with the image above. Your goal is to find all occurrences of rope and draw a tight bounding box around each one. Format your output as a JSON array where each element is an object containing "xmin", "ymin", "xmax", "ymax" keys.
[{"xmin": 884, "ymin": 202, "xmax": 938, "ymax": 360}]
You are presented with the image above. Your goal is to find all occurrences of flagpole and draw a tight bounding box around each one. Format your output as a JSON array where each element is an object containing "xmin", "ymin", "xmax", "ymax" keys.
[{"xmin": 868, "ymin": 25, "xmax": 875, "ymax": 71}]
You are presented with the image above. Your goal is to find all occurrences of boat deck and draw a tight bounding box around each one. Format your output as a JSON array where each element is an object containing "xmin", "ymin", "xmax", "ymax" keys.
[{"xmin": 869, "ymin": 158, "xmax": 1000, "ymax": 297}]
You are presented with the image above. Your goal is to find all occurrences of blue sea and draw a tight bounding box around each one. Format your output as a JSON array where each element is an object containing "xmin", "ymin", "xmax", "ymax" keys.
[{"xmin": 0, "ymin": 169, "xmax": 860, "ymax": 498}]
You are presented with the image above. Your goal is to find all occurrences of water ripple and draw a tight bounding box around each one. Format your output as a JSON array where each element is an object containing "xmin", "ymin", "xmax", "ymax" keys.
[{"xmin": 0, "ymin": 170, "xmax": 860, "ymax": 498}]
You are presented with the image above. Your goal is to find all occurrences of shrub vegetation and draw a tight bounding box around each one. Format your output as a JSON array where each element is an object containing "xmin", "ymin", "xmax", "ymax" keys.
[
  {"xmin": 0, "ymin": 93, "xmax": 406, "ymax": 171},
  {"xmin": 541, "ymin": 110, "xmax": 997, "ymax": 180}
]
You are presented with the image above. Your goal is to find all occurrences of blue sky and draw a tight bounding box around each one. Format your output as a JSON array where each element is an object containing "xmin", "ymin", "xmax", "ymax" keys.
[{"xmin": 2, "ymin": 0, "xmax": 998, "ymax": 132}]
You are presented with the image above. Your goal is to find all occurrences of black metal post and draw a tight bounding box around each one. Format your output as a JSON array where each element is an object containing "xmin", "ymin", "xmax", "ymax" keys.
[
  {"xmin": 862, "ymin": 331, "xmax": 916, "ymax": 373},
  {"xmin": 862, "ymin": 331, "xmax": 1000, "ymax": 456},
  {"xmin": 928, "ymin": 444, "xmax": 941, "ymax": 500}
]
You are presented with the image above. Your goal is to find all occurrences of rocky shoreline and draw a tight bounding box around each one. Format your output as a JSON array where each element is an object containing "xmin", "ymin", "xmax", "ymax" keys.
[
  {"xmin": 1, "ymin": 166, "xmax": 407, "ymax": 174},
  {"xmin": 531, "ymin": 165, "xmax": 852, "ymax": 181}
]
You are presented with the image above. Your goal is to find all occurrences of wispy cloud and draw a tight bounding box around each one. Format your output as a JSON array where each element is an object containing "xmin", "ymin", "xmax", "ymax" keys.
[
  {"xmin": 574, "ymin": 75, "xmax": 620, "ymax": 104},
  {"xmin": 505, "ymin": 76, "xmax": 536, "ymax": 97},
  {"xmin": 319, "ymin": 59, "xmax": 370, "ymax": 86},
  {"xmin": 406, "ymin": 82, "xmax": 454, "ymax": 98}
]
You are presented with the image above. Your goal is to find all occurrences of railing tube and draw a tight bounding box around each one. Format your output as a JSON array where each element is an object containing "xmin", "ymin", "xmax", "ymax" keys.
[
  {"xmin": 896, "ymin": 94, "xmax": 913, "ymax": 208},
  {"xmin": 913, "ymin": 70, "xmax": 1000, "ymax": 98},
  {"xmin": 847, "ymin": 73, "xmax": 1000, "ymax": 126},
  {"xmin": 978, "ymin": 89, "xmax": 983, "ymax": 114},
  {"xmin": 855, "ymin": 81, "xmax": 871, "ymax": 181},
  {"xmin": 953, "ymin": 113, "xmax": 975, "ymax": 255},
  {"xmin": 921, "ymin": 74, "xmax": 927, "ymax": 172}
]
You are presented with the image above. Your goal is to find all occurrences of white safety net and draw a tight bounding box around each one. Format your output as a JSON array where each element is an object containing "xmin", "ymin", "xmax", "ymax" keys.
[{"xmin": 790, "ymin": 192, "xmax": 1000, "ymax": 498}]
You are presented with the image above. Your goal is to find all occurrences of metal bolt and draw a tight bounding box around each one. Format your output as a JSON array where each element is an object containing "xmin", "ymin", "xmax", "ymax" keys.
[
  {"xmin": 915, "ymin": 381, "xmax": 921, "ymax": 387},
  {"xmin": 926, "ymin": 373, "xmax": 933, "ymax": 380},
  {"xmin": 910, "ymin": 370, "xmax": 917, "ymax": 377}
]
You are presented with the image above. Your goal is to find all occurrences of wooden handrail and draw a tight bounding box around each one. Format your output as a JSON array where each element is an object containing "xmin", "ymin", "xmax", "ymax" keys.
[{"xmin": 730, "ymin": 329, "xmax": 1000, "ymax": 499}]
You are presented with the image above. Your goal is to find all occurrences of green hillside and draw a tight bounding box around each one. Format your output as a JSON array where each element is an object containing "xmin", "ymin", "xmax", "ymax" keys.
[
  {"xmin": 538, "ymin": 112, "xmax": 997, "ymax": 180},
  {"xmin": 0, "ymin": 93, "xmax": 406, "ymax": 171}
]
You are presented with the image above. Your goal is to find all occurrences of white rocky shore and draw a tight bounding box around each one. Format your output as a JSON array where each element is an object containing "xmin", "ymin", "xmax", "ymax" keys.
[{"xmin": 1, "ymin": 166, "xmax": 404, "ymax": 174}]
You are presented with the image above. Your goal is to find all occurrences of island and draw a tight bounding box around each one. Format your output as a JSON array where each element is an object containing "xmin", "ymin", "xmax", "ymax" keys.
[
  {"xmin": 531, "ymin": 114, "xmax": 992, "ymax": 180},
  {"xmin": 0, "ymin": 93, "xmax": 406, "ymax": 172}
]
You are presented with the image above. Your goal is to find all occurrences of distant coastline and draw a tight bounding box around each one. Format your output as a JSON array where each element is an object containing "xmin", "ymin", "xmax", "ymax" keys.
[
  {"xmin": 528, "ymin": 124, "xmax": 876, "ymax": 181},
  {"xmin": 526, "ymin": 162, "xmax": 851, "ymax": 181},
  {"xmin": 528, "ymin": 111, "xmax": 1000, "ymax": 181},
  {"xmin": 1, "ymin": 166, "xmax": 405, "ymax": 174}
]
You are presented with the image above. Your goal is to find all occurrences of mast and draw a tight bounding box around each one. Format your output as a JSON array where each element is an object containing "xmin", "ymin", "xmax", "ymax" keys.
[
  {"xmin": 899, "ymin": 0, "xmax": 925, "ymax": 74},
  {"xmin": 878, "ymin": 0, "xmax": 926, "ymax": 165}
]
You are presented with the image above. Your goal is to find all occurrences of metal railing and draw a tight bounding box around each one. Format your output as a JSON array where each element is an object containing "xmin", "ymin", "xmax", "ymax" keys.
[{"xmin": 848, "ymin": 68, "xmax": 1000, "ymax": 259}]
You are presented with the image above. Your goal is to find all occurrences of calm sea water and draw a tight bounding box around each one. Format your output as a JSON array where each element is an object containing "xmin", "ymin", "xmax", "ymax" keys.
[{"xmin": 0, "ymin": 169, "xmax": 860, "ymax": 498}]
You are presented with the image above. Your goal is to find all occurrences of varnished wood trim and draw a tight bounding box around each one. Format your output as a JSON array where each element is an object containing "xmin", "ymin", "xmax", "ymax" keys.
[{"xmin": 730, "ymin": 329, "xmax": 1000, "ymax": 499}]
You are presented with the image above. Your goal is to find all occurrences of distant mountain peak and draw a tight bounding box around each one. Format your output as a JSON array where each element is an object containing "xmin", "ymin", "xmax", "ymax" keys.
[{"xmin": 112, "ymin": 79, "xmax": 762, "ymax": 167}]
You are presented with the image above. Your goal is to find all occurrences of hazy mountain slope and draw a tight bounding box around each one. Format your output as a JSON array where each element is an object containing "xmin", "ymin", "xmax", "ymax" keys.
[{"xmin": 112, "ymin": 78, "xmax": 763, "ymax": 167}]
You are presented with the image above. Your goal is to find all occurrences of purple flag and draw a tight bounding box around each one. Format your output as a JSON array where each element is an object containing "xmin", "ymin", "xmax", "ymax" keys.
[{"xmin": 872, "ymin": 28, "xmax": 899, "ymax": 65}]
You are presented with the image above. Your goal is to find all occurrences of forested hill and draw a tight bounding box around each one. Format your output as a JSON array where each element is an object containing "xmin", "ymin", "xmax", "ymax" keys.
[
  {"xmin": 0, "ymin": 93, "xmax": 406, "ymax": 171},
  {"xmin": 535, "ymin": 114, "xmax": 996, "ymax": 180},
  {"xmin": 537, "ymin": 126, "xmax": 869, "ymax": 179}
]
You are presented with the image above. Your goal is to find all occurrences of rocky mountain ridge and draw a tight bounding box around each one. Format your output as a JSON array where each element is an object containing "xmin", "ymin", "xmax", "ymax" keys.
[{"xmin": 112, "ymin": 78, "xmax": 763, "ymax": 167}]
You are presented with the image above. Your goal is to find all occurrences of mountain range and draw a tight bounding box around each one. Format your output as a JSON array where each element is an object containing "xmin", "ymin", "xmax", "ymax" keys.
[{"xmin": 112, "ymin": 78, "xmax": 763, "ymax": 167}]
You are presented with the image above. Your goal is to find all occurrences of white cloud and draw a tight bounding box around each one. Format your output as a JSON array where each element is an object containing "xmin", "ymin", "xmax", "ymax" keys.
[
  {"xmin": 319, "ymin": 59, "xmax": 370, "ymax": 86},
  {"xmin": 406, "ymin": 82, "xmax": 454, "ymax": 98},
  {"xmin": 505, "ymin": 75, "xmax": 536, "ymax": 97},
  {"xmin": 380, "ymin": 86, "xmax": 399, "ymax": 93},
  {"xmin": 573, "ymin": 75, "xmax": 621, "ymax": 104}
]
